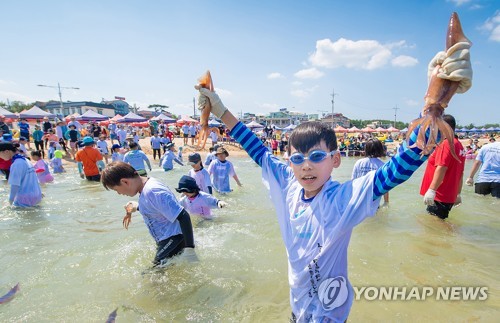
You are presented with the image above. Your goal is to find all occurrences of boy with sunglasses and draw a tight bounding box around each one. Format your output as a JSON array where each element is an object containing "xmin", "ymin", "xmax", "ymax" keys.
[{"xmin": 195, "ymin": 48, "xmax": 471, "ymax": 321}]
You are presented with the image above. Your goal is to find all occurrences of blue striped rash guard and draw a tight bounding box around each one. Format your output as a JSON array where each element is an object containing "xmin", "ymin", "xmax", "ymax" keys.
[
  {"xmin": 229, "ymin": 120, "xmax": 432, "ymax": 321},
  {"xmin": 230, "ymin": 121, "xmax": 427, "ymax": 200}
]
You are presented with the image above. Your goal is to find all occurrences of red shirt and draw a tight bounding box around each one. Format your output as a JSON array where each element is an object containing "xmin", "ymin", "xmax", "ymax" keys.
[
  {"xmin": 0, "ymin": 157, "xmax": 12, "ymax": 170},
  {"xmin": 420, "ymin": 137, "xmax": 466, "ymax": 203}
]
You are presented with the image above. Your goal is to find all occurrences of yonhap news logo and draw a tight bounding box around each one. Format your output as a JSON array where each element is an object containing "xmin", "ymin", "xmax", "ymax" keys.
[
  {"xmin": 353, "ymin": 286, "xmax": 488, "ymax": 301},
  {"xmin": 318, "ymin": 276, "xmax": 349, "ymax": 310}
]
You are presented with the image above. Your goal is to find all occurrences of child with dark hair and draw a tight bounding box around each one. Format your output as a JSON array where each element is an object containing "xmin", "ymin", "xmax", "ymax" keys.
[
  {"xmin": 187, "ymin": 153, "xmax": 212, "ymax": 194},
  {"xmin": 175, "ymin": 175, "xmax": 226, "ymax": 220},
  {"xmin": 101, "ymin": 162, "xmax": 197, "ymax": 267},
  {"xmin": 0, "ymin": 142, "xmax": 42, "ymax": 207},
  {"xmin": 352, "ymin": 138, "xmax": 389, "ymax": 206},
  {"xmin": 159, "ymin": 142, "xmax": 184, "ymax": 171},
  {"xmin": 31, "ymin": 150, "xmax": 54, "ymax": 184},
  {"xmin": 196, "ymin": 81, "xmax": 453, "ymax": 321},
  {"xmin": 123, "ymin": 142, "xmax": 151, "ymax": 177}
]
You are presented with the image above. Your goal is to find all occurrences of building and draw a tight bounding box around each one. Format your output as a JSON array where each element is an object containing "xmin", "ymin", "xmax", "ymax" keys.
[
  {"xmin": 101, "ymin": 99, "xmax": 130, "ymax": 115},
  {"xmin": 265, "ymin": 108, "xmax": 309, "ymax": 127},
  {"xmin": 320, "ymin": 113, "xmax": 350, "ymax": 128},
  {"xmin": 44, "ymin": 101, "xmax": 116, "ymax": 118}
]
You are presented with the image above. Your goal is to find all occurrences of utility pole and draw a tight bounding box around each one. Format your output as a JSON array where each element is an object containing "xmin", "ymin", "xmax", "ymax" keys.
[
  {"xmin": 37, "ymin": 82, "xmax": 79, "ymax": 114},
  {"xmin": 193, "ymin": 97, "xmax": 196, "ymax": 117},
  {"xmin": 331, "ymin": 88, "xmax": 338, "ymax": 128},
  {"xmin": 393, "ymin": 105, "xmax": 399, "ymax": 127}
]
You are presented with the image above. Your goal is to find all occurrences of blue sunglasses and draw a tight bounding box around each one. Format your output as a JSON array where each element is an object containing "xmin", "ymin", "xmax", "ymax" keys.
[{"xmin": 289, "ymin": 150, "xmax": 336, "ymax": 165}]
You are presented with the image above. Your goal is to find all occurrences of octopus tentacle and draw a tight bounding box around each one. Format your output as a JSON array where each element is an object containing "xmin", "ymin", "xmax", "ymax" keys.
[
  {"xmin": 406, "ymin": 12, "xmax": 470, "ymax": 160},
  {"xmin": 196, "ymin": 71, "xmax": 214, "ymax": 150}
]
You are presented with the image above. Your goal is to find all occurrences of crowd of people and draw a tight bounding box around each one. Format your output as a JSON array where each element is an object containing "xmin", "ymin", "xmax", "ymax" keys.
[{"xmin": 0, "ymin": 52, "xmax": 498, "ymax": 321}]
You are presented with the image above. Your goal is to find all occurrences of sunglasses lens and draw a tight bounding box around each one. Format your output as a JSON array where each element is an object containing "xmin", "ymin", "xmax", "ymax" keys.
[
  {"xmin": 289, "ymin": 154, "xmax": 304, "ymax": 165},
  {"xmin": 309, "ymin": 151, "xmax": 327, "ymax": 163}
]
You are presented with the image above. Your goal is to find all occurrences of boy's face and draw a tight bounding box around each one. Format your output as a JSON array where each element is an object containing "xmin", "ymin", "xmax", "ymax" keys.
[
  {"xmin": 289, "ymin": 140, "xmax": 341, "ymax": 198},
  {"xmin": 110, "ymin": 179, "xmax": 139, "ymax": 197},
  {"xmin": 182, "ymin": 191, "xmax": 197, "ymax": 198},
  {"xmin": 216, "ymin": 154, "xmax": 226, "ymax": 161},
  {"xmin": 0, "ymin": 150, "xmax": 14, "ymax": 160},
  {"xmin": 191, "ymin": 161, "xmax": 201, "ymax": 170}
]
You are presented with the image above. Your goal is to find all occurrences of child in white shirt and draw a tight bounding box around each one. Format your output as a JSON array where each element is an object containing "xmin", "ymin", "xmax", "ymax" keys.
[{"xmin": 176, "ymin": 175, "xmax": 226, "ymax": 220}]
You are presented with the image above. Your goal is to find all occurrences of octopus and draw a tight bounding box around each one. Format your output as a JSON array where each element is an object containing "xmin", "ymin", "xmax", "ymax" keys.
[
  {"xmin": 195, "ymin": 70, "xmax": 214, "ymax": 150},
  {"xmin": 407, "ymin": 12, "xmax": 472, "ymax": 158}
]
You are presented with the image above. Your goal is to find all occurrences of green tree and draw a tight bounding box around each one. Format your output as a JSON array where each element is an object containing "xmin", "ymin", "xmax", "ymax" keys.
[
  {"xmin": 8, "ymin": 101, "xmax": 35, "ymax": 113},
  {"xmin": 148, "ymin": 104, "xmax": 169, "ymax": 115}
]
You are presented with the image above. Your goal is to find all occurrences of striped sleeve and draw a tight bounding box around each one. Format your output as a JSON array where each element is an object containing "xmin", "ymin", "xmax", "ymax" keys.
[
  {"xmin": 372, "ymin": 125, "xmax": 432, "ymax": 199},
  {"xmin": 229, "ymin": 122, "xmax": 268, "ymax": 167}
]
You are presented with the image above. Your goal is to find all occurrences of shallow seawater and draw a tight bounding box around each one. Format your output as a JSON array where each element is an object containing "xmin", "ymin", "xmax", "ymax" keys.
[{"xmin": 0, "ymin": 156, "xmax": 498, "ymax": 322}]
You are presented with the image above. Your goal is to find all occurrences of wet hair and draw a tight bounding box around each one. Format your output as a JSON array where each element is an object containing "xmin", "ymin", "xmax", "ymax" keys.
[
  {"xmin": 101, "ymin": 162, "xmax": 139, "ymax": 190},
  {"xmin": 442, "ymin": 114, "xmax": 456, "ymax": 131},
  {"xmin": 364, "ymin": 138, "xmax": 386, "ymax": 158},
  {"xmin": 0, "ymin": 142, "xmax": 17, "ymax": 152},
  {"xmin": 129, "ymin": 142, "xmax": 138, "ymax": 149},
  {"xmin": 30, "ymin": 150, "xmax": 42, "ymax": 158},
  {"xmin": 288, "ymin": 121, "xmax": 337, "ymax": 154}
]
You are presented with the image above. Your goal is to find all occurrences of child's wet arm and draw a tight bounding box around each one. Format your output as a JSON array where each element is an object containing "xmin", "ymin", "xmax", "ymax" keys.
[{"xmin": 372, "ymin": 125, "xmax": 430, "ymax": 199}]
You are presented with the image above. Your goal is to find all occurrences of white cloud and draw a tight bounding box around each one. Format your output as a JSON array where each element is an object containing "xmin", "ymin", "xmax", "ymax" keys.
[
  {"xmin": 404, "ymin": 99, "xmax": 420, "ymax": 107},
  {"xmin": 292, "ymin": 81, "xmax": 303, "ymax": 86},
  {"xmin": 290, "ymin": 86, "xmax": 318, "ymax": 98},
  {"xmin": 308, "ymin": 38, "xmax": 408, "ymax": 70},
  {"xmin": 391, "ymin": 55, "xmax": 419, "ymax": 67},
  {"xmin": 261, "ymin": 103, "xmax": 280, "ymax": 110},
  {"xmin": 0, "ymin": 90, "xmax": 34, "ymax": 102},
  {"xmin": 294, "ymin": 67, "xmax": 324, "ymax": 79},
  {"xmin": 447, "ymin": 0, "xmax": 472, "ymax": 6},
  {"xmin": 480, "ymin": 11, "xmax": 500, "ymax": 42},
  {"xmin": 215, "ymin": 88, "xmax": 232, "ymax": 98},
  {"xmin": 267, "ymin": 72, "xmax": 284, "ymax": 79}
]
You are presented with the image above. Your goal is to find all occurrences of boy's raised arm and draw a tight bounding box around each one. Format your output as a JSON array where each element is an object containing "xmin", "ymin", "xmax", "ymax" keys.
[{"xmin": 198, "ymin": 88, "xmax": 268, "ymax": 167}]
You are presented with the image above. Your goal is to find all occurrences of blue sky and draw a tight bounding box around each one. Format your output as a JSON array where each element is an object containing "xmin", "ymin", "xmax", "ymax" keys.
[{"xmin": 0, "ymin": 0, "xmax": 498, "ymax": 126}]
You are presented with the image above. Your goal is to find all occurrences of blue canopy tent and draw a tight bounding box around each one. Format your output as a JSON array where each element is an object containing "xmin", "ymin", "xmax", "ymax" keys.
[
  {"xmin": 245, "ymin": 120, "xmax": 264, "ymax": 130},
  {"xmin": 0, "ymin": 106, "xmax": 17, "ymax": 119},
  {"xmin": 152, "ymin": 113, "xmax": 176, "ymax": 123},
  {"xmin": 486, "ymin": 127, "xmax": 496, "ymax": 132},
  {"xmin": 117, "ymin": 112, "xmax": 147, "ymax": 123},
  {"xmin": 77, "ymin": 110, "xmax": 109, "ymax": 122},
  {"xmin": 19, "ymin": 106, "xmax": 55, "ymax": 119},
  {"xmin": 468, "ymin": 127, "xmax": 479, "ymax": 132},
  {"xmin": 458, "ymin": 127, "xmax": 469, "ymax": 132},
  {"xmin": 400, "ymin": 127, "xmax": 408, "ymax": 133},
  {"xmin": 208, "ymin": 118, "xmax": 222, "ymax": 127},
  {"xmin": 283, "ymin": 124, "xmax": 297, "ymax": 132}
]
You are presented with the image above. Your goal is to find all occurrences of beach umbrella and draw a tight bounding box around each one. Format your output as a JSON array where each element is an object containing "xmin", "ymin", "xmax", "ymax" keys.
[
  {"xmin": 0, "ymin": 106, "xmax": 17, "ymax": 119},
  {"xmin": 19, "ymin": 106, "xmax": 55, "ymax": 119},
  {"xmin": 118, "ymin": 112, "xmax": 147, "ymax": 123},
  {"xmin": 348, "ymin": 126, "xmax": 361, "ymax": 133},
  {"xmin": 245, "ymin": 120, "xmax": 264, "ymax": 129},
  {"xmin": 334, "ymin": 126, "xmax": 348, "ymax": 133},
  {"xmin": 77, "ymin": 110, "xmax": 109, "ymax": 121}
]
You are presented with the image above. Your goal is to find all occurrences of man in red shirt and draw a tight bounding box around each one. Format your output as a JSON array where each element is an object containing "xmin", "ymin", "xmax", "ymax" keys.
[{"xmin": 420, "ymin": 114, "xmax": 466, "ymax": 219}]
